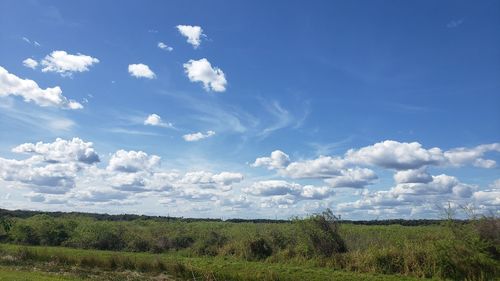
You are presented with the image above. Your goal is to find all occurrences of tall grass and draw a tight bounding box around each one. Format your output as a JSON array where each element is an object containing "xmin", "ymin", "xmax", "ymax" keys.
[{"xmin": 0, "ymin": 210, "xmax": 498, "ymax": 280}]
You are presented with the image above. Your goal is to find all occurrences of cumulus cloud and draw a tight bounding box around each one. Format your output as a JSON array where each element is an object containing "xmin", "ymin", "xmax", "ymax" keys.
[
  {"xmin": 144, "ymin": 114, "xmax": 173, "ymax": 128},
  {"xmin": 444, "ymin": 143, "xmax": 500, "ymax": 168},
  {"xmin": 107, "ymin": 150, "xmax": 160, "ymax": 173},
  {"xmin": 183, "ymin": 58, "xmax": 227, "ymax": 92},
  {"xmin": 0, "ymin": 138, "xmax": 101, "ymax": 195},
  {"xmin": 244, "ymin": 180, "xmax": 333, "ymax": 201},
  {"xmin": 128, "ymin": 63, "xmax": 156, "ymax": 79},
  {"xmin": 176, "ymin": 25, "xmax": 204, "ymax": 48},
  {"xmin": 337, "ymin": 174, "xmax": 479, "ymax": 218},
  {"xmin": 473, "ymin": 180, "xmax": 500, "ymax": 208},
  {"xmin": 345, "ymin": 140, "xmax": 444, "ymax": 170},
  {"xmin": 23, "ymin": 58, "xmax": 38, "ymax": 69},
  {"xmin": 183, "ymin": 130, "xmax": 215, "ymax": 142},
  {"xmin": 0, "ymin": 66, "xmax": 83, "ymax": 109},
  {"xmin": 300, "ymin": 185, "xmax": 334, "ymax": 200},
  {"xmin": 260, "ymin": 194, "xmax": 296, "ymax": 208},
  {"xmin": 157, "ymin": 42, "xmax": 173, "ymax": 51},
  {"xmin": 212, "ymin": 172, "xmax": 244, "ymax": 185},
  {"xmin": 181, "ymin": 171, "xmax": 243, "ymax": 191},
  {"xmin": 41, "ymin": 51, "xmax": 99, "ymax": 76},
  {"xmin": 245, "ymin": 180, "xmax": 301, "ymax": 196},
  {"xmin": 12, "ymin": 138, "xmax": 100, "ymax": 164},
  {"xmin": 252, "ymin": 150, "xmax": 290, "ymax": 170},
  {"xmin": 324, "ymin": 168, "xmax": 377, "ymax": 188},
  {"xmin": 392, "ymin": 174, "xmax": 475, "ymax": 198},
  {"xmin": 283, "ymin": 156, "xmax": 345, "ymax": 179},
  {"xmin": 394, "ymin": 168, "xmax": 432, "ymax": 184},
  {"xmin": 217, "ymin": 195, "xmax": 252, "ymax": 209}
]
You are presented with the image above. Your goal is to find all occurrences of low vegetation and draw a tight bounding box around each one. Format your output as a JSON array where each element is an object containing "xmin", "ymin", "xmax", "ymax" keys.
[{"xmin": 0, "ymin": 208, "xmax": 498, "ymax": 280}]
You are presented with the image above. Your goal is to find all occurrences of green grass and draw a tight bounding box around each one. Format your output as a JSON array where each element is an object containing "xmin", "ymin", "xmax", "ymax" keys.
[
  {"xmin": 0, "ymin": 244, "xmax": 431, "ymax": 281},
  {"xmin": 0, "ymin": 266, "xmax": 81, "ymax": 281}
]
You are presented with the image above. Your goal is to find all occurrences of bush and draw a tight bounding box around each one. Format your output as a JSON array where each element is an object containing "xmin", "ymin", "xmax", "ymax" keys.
[
  {"xmin": 10, "ymin": 223, "xmax": 39, "ymax": 245},
  {"xmin": 195, "ymin": 231, "xmax": 227, "ymax": 256},
  {"xmin": 248, "ymin": 238, "xmax": 273, "ymax": 260},
  {"xmin": 296, "ymin": 209, "xmax": 347, "ymax": 257},
  {"xmin": 474, "ymin": 216, "xmax": 500, "ymax": 259}
]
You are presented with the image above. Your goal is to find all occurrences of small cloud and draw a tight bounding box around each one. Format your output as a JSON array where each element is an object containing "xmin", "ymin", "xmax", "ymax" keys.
[
  {"xmin": 158, "ymin": 42, "xmax": 173, "ymax": 51},
  {"xmin": 41, "ymin": 50, "xmax": 99, "ymax": 77},
  {"xmin": 128, "ymin": 63, "xmax": 156, "ymax": 79},
  {"xmin": 183, "ymin": 130, "xmax": 215, "ymax": 142},
  {"xmin": 22, "ymin": 58, "xmax": 38, "ymax": 69},
  {"xmin": 183, "ymin": 58, "xmax": 227, "ymax": 92},
  {"xmin": 447, "ymin": 19, "xmax": 464, "ymax": 28},
  {"xmin": 22, "ymin": 37, "xmax": 40, "ymax": 46},
  {"xmin": 144, "ymin": 113, "xmax": 173, "ymax": 128},
  {"xmin": 176, "ymin": 25, "xmax": 205, "ymax": 48}
]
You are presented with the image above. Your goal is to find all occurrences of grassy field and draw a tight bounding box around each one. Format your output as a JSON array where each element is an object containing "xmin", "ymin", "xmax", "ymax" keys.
[
  {"xmin": 0, "ymin": 210, "xmax": 498, "ymax": 280},
  {"xmin": 0, "ymin": 244, "xmax": 430, "ymax": 281}
]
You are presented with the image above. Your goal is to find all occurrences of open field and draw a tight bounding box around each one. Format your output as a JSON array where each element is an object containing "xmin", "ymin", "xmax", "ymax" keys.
[
  {"xmin": 0, "ymin": 209, "xmax": 498, "ymax": 280},
  {"xmin": 0, "ymin": 244, "xmax": 430, "ymax": 281}
]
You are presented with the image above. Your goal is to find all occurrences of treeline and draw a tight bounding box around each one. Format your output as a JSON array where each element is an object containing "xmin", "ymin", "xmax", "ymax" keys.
[{"xmin": 0, "ymin": 208, "xmax": 449, "ymax": 225}]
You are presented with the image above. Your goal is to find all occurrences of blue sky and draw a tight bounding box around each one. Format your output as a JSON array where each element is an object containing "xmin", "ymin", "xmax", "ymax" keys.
[{"xmin": 0, "ymin": 0, "xmax": 499, "ymax": 219}]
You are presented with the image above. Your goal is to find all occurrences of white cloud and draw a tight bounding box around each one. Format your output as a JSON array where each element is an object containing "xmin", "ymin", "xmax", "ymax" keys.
[
  {"xmin": 393, "ymin": 168, "xmax": 433, "ymax": 184},
  {"xmin": 176, "ymin": 25, "xmax": 204, "ymax": 48},
  {"xmin": 300, "ymin": 185, "xmax": 334, "ymax": 200},
  {"xmin": 128, "ymin": 63, "xmax": 156, "ymax": 79},
  {"xmin": 144, "ymin": 113, "xmax": 173, "ymax": 128},
  {"xmin": 21, "ymin": 37, "xmax": 41, "ymax": 47},
  {"xmin": 283, "ymin": 156, "xmax": 345, "ymax": 179},
  {"xmin": 473, "ymin": 180, "xmax": 500, "ymax": 208},
  {"xmin": 0, "ymin": 66, "xmax": 83, "ymax": 109},
  {"xmin": 345, "ymin": 140, "xmax": 444, "ymax": 170},
  {"xmin": 41, "ymin": 50, "xmax": 99, "ymax": 76},
  {"xmin": 324, "ymin": 168, "xmax": 377, "ymax": 188},
  {"xmin": 23, "ymin": 58, "xmax": 38, "ymax": 69},
  {"xmin": 12, "ymin": 138, "xmax": 100, "ymax": 164},
  {"xmin": 107, "ymin": 150, "xmax": 160, "ymax": 173},
  {"xmin": 260, "ymin": 195, "xmax": 296, "ymax": 208},
  {"xmin": 337, "ymin": 174, "xmax": 479, "ymax": 218},
  {"xmin": 252, "ymin": 150, "xmax": 290, "ymax": 170},
  {"xmin": 217, "ymin": 195, "xmax": 252, "ymax": 209},
  {"xmin": 183, "ymin": 58, "xmax": 227, "ymax": 92},
  {"xmin": 180, "ymin": 171, "xmax": 243, "ymax": 190},
  {"xmin": 391, "ymin": 174, "xmax": 475, "ymax": 198},
  {"xmin": 245, "ymin": 180, "xmax": 301, "ymax": 196},
  {"xmin": 157, "ymin": 42, "xmax": 173, "ymax": 51},
  {"xmin": 183, "ymin": 130, "xmax": 216, "ymax": 142},
  {"xmin": 212, "ymin": 172, "xmax": 244, "ymax": 185},
  {"xmin": 0, "ymin": 138, "xmax": 101, "ymax": 195},
  {"xmin": 444, "ymin": 143, "xmax": 500, "ymax": 168}
]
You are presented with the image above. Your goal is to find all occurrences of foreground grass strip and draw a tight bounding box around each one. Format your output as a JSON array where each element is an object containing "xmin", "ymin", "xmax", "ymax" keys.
[
  {"xmin": 0, "ymin": 244, "xmax": 432, "ymax": 281},
  {"xmin": 0, "ymin": 266, "xmax": 82, "ymax": 281}
]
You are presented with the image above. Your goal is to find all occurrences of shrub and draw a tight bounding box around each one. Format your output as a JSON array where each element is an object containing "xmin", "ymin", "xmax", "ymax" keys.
[
  {"xmin": 10, "ymin": 223, "xmax": 39, "ymax": 245},
  {"xmin": 296, "ymin": 209, "xmax": 347, "ymax": 257},
  {"xmin": 248, "ymin": 237, "xmax": 273, "ymax": 260},
  {"xmin": 171, "ymin": 235, "xmax": 195, "ymax": 250},
  {"xmin": 474, "ymin": 216, "xmax": 500, "ymax": 259}
]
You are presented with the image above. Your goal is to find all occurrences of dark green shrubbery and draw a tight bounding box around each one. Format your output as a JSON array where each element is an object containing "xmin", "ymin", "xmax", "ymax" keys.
[
  {"xmin": 434, "ymin": 216, "xmax": 499, "ymax": 281},
  {"xmin": 195, "ymin": 231, "xmax": 228, "ymax": 256},
  {"xmin": 295, "ymin": 209, "xmax": 347, "ymax": 257},
  {"xmin": 248, "ymin": 237, "xmax": 273, "ymax": 260}
]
